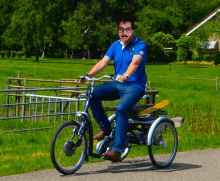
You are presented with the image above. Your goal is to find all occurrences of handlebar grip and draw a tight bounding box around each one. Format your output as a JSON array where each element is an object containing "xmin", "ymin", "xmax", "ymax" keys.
[{"xmin": 79, "ymin": 73, "xmax": 91, "ymax": 81}]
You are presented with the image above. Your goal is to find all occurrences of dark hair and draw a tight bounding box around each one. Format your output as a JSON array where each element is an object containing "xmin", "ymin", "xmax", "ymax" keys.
[{"xmin": 117, "ymin": 13, "xmax": 135, "ymax": 29}]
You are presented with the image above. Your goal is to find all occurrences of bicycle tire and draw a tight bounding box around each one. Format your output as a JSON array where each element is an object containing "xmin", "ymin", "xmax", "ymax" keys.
[
  {"xmin": 51, "ymin": 121, "xmax": 87, "ymax": 175},
  {"xmin": 148, "ymin": 119, "xmax": 178, "ymax": 168}
]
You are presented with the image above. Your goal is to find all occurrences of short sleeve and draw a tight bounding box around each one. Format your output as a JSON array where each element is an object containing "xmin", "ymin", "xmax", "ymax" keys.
[
  {"xmin": 105, "ymin": 41, "xmax": 118, "ymax": 60},
  {"xmin": 133, "ymin": 42, "xmax": 147, "ymax": 61}
]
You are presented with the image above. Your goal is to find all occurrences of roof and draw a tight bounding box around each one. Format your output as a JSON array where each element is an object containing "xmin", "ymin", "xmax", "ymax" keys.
[
  {"xmin": 185, "ymin": 8, "xmax": 220, "ymax": 36},
  {"xmin": 201, "ymin": 40, "xmax": 219, "ymax": 50}
]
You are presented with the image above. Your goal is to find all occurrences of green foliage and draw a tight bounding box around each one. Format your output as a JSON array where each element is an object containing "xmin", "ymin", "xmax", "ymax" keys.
[
  {"xmin": 0, "ymin": 51, "xmax": 6, "ymax": 58},
  {"xmin": 11, "ymin": 51, "xmax": 16, "ymax": 58},
  {"xmin": 192, "ymin": 54, "xmax": 200, "ymax": 61},
  {"xmin": 17, "ymin": 51, "xmax": 24, "ymax": 58},
  {"xmin": 147, "ymin": 41, "xmax": 167, "ymax": 63},
  {"xmin": 151, "ymin": 32, "xmax": 174, "ymax": 47},
  {"xmin": 0, "ymin": 0, "xmax": 220, "ymax": 60},
  {"xmin": 177, "ymin": 35, "xmax": 196, "ymax": 62},
  {"xmin": 5, "ymin": 50, "xmax": 11, "ymax": 58},
  {"xmin": 165, "ymin": 51, "xmax": 177, "ymax": 62},
  {"xmin": 203, "ymin": 54, "xmax": 211, "ymax": 62},
  {"xmin": 213, "ymin": 51, "xmax": 220, "ymax": 65}
]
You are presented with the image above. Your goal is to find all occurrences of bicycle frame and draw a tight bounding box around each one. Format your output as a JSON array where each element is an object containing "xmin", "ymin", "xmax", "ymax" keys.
[{"xmin": 75, "ymin": 75, "xmax": 116, "ymax": 160}]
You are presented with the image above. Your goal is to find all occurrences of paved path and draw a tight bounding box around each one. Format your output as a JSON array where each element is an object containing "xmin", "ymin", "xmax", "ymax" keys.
[{"xmin": 1, "ymin": 149, "xmax": 220, "ymax": 181}]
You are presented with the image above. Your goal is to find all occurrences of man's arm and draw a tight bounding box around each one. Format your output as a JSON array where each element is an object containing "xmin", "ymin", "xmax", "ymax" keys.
[
  {"xmin": 117, "ymin": 55, "xmax": 142, "ymax": 82},
  {"xmin": 79, "ymin": 56, "xmax": 110, "ymax": 83},
  {"xmin": 88, "ymin": 56, "xmax": 111, "ymax": 77}
]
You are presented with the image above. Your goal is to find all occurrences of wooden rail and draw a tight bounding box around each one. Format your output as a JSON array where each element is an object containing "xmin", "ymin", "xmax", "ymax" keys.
[{"xmin": 5, "ymin": 72, "xmax": 159, "ymax": 119}]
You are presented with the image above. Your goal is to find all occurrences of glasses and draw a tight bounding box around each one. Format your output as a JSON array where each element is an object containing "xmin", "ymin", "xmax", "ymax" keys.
[{"xmin": 118, "ymin": 27, "xmax": 132, "ymax": 33}]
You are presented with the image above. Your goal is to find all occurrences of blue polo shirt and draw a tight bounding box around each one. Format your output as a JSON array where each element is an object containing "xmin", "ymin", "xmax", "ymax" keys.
[{"xmin": 105, "ymin": 35, "xmax": 147, "ymax": 91}]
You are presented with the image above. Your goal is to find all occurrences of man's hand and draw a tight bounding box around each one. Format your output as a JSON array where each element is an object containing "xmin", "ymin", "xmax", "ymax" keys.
[
  {"xmin": 116, "ymin": 75, "xmax": 128, "ymax": 83},
  {"xmin": 79, "ymin": 73, "xmax": 91, "ymax": 83},
  {"xmin": 79, "ymin": 76, "xmax": 85, "ymax": 83}
]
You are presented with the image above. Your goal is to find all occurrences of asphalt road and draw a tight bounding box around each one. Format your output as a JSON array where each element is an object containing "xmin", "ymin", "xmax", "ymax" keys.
[{"xmin": 1, "ymin": 148, "xmax": 220, "ymax": 181}]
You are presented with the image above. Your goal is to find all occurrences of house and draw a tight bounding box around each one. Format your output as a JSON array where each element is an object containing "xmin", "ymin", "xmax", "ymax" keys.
[{"xmin": 185, "ymin": 8, "xmax": 220, "ymax": 53}]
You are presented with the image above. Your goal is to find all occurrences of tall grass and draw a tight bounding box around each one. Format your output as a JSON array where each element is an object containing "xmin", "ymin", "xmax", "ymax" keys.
[{"xmin": 0, "ymin": 57, "xmax": 220, "ymax": 176}]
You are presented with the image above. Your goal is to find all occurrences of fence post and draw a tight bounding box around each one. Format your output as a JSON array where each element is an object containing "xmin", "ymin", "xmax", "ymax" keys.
[
  {"xmin": 21, "ymin": 91, "xmax": 26, "ymax": 122},
  {"xmin": 216, "ymin": 77, "xmax": 219, "ymax": 90},
  {"xmin": 6, "ymin": 78, "xmax": 10, "ymax": 117},
  {"xmin": 35, "ymin": 66, "xmax": 37, "ymax": 77},
  {"xmin": 16, "ymin": 71, "xmax": 21, "ymax": 117}
]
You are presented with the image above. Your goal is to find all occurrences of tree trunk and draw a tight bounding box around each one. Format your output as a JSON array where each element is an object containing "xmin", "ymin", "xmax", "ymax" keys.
[
  {"xmin": 36, "ymin": 47, "xmax": 39, "ymax": 62},
  {"xmin": 11, "ymin": 47, "xmax": 12, "ymax": 62},
  {"xmin": 87, "ymin": 49, "xmax": 91, "ymax": 60},
  {"xmin": 66, "ymin": 49, "xmax": 68, "ymax": 59}
]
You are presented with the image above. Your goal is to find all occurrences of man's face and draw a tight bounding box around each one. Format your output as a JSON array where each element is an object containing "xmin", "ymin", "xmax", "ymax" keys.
[{"xmin": 118, "ymin": 21, "xmax": 134, "ymax": 45}]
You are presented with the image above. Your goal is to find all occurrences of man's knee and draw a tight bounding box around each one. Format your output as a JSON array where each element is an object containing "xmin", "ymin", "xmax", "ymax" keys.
[{"xmin": 116, "ymin": 104, "xmax": 128, "ymax": 114}]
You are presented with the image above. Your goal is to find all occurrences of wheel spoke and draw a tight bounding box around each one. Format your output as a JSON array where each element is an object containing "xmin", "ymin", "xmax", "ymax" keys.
[{"xmin": 58, "ymin": 150, "xmax": 64, "ymax": 163}]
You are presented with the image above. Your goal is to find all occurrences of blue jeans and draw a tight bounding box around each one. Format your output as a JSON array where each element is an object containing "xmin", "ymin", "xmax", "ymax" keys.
[{"xmin": 89, "ymin": 81, "xmax": 145, "ymax": 152}]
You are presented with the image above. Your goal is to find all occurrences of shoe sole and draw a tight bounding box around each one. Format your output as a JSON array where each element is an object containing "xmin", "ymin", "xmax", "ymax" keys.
[{"xmin": 102, "ymin": 155, "xmax": 121, "ymax": 162}]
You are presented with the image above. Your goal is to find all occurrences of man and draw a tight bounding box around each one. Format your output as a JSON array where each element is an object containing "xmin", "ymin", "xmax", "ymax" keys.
[{"xmin": 80, "ymin": 14, "xmax": 147, "ymax": 161}]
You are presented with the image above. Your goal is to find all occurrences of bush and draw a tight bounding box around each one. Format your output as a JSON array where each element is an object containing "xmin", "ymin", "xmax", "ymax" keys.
[
  {"xmin": 192, "ymin": 54, "xmax": 200, "ymax": 61},
  {"xmin": 0, "ymin": 51, "xmax": 6, "ymax": 58},
  {"xmin": 147, "ymin": 41, "xmax": 166, "ymax": 63},
  {"xmin": 177, "ymin": 35, "xmax": 196, "ymax": 62},
  {"xmin": 203, "ymin": 54, "xmax": 212, "ymax": 62},
  {"xmin": 17, "ymin": 51, "xmax": 24, "ymax": 58},
  {"xmin": 5, "ymin": 50, "xmax": 10, "ymax": 58},
  {"xmin": 11, "ymin": 51, "xmax": 16, "ymax": 58},
  {"xmin": 165, "ymin": 51, "xmax": 177, "ymax": 62},
  {"xmin": 214, "ymin": 51, "xmax": 220, "ymax": 65}
]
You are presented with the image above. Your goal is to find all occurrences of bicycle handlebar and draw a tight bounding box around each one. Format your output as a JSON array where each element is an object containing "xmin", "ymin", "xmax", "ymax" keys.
[{"xmin": 80, "ymin": 74, "xmax": 124, "ymax": 83}]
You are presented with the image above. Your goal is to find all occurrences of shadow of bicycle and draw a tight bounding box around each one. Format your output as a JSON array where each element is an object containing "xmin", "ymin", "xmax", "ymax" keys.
[{"xmin": 61, "ymin": 157, "xmax": 202, "ymax": 177}]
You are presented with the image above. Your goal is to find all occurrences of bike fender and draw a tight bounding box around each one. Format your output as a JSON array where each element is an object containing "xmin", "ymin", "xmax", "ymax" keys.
[{"xmin": 147, "ymin": 116, "xmax": 172, "ymax": 145}]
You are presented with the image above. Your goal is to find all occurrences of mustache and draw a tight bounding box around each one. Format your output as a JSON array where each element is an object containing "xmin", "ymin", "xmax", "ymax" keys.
[{"xmin": 122, "ymin": 35, "xmax": 128, "ymax": 38}]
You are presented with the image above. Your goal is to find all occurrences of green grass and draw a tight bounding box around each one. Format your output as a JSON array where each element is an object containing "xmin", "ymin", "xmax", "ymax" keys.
[{"xmin": 0, "ymin": 57, "xmax": 220, "ymax": 176}]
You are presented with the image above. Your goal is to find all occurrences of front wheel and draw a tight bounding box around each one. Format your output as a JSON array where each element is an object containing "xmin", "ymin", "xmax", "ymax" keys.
[
  {"xmin": 51, "ymin": 121, "xmax": 87, "ymax": 175},
  {"xmin": 148, "ymin": 119, "xmax": 178, "ymax": 168}
]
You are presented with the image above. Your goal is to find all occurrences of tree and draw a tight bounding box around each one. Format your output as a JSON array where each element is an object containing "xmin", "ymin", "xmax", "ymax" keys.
[
  {"xmin": 7, "ymin": 0, "xmax": 81, "ymax": 61},
  {"xmin": 63, "ymin": 0, "xmax": 145, "ymax": 59},
  {"xmin": 151, "ymin": 32, "xmax": 174, "ymax": 47},
  {"xmin": 177, "ymin": 35, "xmax": 195, "ymax": 64}
]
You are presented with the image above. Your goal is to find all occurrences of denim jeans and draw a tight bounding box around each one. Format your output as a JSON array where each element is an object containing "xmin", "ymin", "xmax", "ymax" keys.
[{"xmin": 89, "ymin": 81, "xmax": 145, "ymax": 152}]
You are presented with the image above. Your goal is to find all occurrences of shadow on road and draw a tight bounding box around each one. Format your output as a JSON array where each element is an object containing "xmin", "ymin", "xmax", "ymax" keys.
[{"xmin": 61, "ymin": 158, "xmax": 202, "ymax": 177}]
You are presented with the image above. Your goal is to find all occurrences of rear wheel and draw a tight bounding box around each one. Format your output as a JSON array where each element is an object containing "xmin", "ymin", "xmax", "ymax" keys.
[
  {"xmin": 51, "ymin": 121, "xmax": 87, "ymax": 175},
  {"xmin": 148, "ymin": 119, "xmax": 178, "ymax": 168}
]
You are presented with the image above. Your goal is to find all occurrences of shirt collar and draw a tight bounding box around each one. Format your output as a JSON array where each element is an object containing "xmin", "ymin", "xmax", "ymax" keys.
[{"xmin": 120, "ymin": 36, "xmax": 137, "ymax": 50}]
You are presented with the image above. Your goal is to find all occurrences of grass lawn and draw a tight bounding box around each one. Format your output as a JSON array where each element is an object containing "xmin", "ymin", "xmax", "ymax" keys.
[{"xmin": 0, "ymin": 57, "xmax": 220, "ymax": 176}]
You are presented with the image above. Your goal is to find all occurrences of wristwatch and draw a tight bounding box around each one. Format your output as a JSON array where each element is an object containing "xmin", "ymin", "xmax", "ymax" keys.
[{"xmin": 123, "ymin": 74, "xmax": 129, "ymax": 80}]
